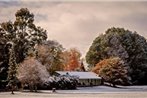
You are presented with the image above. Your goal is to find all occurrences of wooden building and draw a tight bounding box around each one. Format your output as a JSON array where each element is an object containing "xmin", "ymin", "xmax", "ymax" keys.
[{"xmin": 55, "ymin": 71, "xmax": 102, "ymax": 87}]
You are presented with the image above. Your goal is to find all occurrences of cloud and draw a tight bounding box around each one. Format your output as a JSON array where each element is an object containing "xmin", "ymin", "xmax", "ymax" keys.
[{"xmin": 0, "ymin": 1, "xmax": 147, "ymax": 57}]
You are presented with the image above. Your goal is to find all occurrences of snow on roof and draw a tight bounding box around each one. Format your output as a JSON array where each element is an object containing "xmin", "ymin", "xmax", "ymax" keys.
[{"xmin": 56, "ymin": 71, "xmax": 101, "ymax": 79}]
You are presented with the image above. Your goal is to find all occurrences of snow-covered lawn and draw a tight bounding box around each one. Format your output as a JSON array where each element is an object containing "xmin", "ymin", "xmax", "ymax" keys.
[
  {"xmin": 1, "ymin": 86, "xmax": 147, "ymax": 98},
  {"xmin": 0, "ymin": 92, "xmax": 147, "ymax": 98},
  {"xmin": 57, "ymin": 86, "xmax": 147, "ymax": 93}
]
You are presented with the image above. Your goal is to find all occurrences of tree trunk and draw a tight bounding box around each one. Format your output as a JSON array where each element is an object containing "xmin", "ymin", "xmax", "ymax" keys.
[
  {"xmin": 29, "ymin": 85, "xmax": 33, "ymax": 92},
  {"xmin": 34, "ymin": 85, "xmax": 37, "ymax": 92},
  {"xmin": 11, "ymin": 85, "xmax": 14, "ymax": 94},
  {"xmin": 20, "ymin": 83, "xmax": 24, "ymax": 91},
  {"xmin": 112, "ymin": 83, "xmax": 116, "ymax": 87}
]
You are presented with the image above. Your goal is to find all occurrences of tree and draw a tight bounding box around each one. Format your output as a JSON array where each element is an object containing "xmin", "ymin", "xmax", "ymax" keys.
[
  {"xmin": 63, "ymin": 48, "xmax": 82, "ymax": 71},
  {"xmin": 36, "ymin": 40, "xmax": 64, "ymax": 75},
  {"xmin": 1, "ymin": 8, "xmax": 47, "ymax": 63},
  {"xmin": 93, "ymin": 57, "xmax": 130, "ymax": 86},
  {"xmin": 78, "ymin": 61, "xmax": 86, "ymax": 71},
  {"xmin": 0, "ymin": 8, "xmax": 47, "ymax": 87},
  {"xmin": 86, "ymin": 27, "xmax": 147, "ymax": 85},
  {"xmin": 7, "ymin": 42, "xmax": 18, "ymax": 94},
  {"xmin": 17, "ymin": 56, "xmax": 49, "ymax": 92}
]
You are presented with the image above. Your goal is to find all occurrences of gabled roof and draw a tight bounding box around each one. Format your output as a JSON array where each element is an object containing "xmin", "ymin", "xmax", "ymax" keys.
[{"xmin": 55, "ymin": 71, "xmax": 101, "ymax": 79}]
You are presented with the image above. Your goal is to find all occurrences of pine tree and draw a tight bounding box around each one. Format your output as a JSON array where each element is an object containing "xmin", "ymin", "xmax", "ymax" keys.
[{"xmin": 7, "ymin": 43, "xmax": 18, "ymax": 94}]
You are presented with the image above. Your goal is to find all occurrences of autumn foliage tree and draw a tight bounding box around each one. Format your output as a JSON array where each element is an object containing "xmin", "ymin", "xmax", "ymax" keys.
[
  {"xmin": 92, "ymin": 57, "xmax": 131, "ymax": 86},
  {"xmin": 63, "ymin": 48, "xmax": 82, "ymax": 71}
]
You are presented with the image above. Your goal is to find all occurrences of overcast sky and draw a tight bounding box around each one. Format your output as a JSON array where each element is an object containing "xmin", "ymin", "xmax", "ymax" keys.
[{"xmin": 0, "ymin": 1, "xmax": 147, "ymax": 57}]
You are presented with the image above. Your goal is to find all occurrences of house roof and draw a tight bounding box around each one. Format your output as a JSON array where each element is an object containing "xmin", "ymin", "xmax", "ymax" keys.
[{"xmin": 55, "ymin": 71, "xmax": 101, "ymax": 79}]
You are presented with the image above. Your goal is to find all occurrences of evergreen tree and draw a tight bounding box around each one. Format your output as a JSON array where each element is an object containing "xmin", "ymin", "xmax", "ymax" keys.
[{"xmin": 7, "ymin": 42, "xmax": 18, "ymax": 94}]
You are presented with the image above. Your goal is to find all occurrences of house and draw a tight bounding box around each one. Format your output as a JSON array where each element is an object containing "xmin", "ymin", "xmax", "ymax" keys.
[{"xmin": 55, "ymin": 71, "xmax": 102, "ymax": 87}]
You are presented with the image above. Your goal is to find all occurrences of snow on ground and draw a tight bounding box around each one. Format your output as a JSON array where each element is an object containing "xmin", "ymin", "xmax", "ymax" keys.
[
  {"xmin": 0, "ymin": 92, "xmax": 147, "ymax": 98},
  {"xmin": 56, "ymin": 86, "xmax": 147, "ymax": 93},
  {"xmin": 1, "ymin": 86, "xmax": 147, "ymax": 98}
]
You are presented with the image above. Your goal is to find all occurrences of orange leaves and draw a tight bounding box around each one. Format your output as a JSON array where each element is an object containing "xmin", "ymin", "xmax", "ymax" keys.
[
  {"xmin": 92, "ymin": 57, "xmax": 130, "ymax": 85},
  {"xmin": 92, "ymin": 58, "xmax": 109, "ymax": 74},
  {"xmin": 63, "ymin": 48, "xmax": 81, "ymax": 71},
  {"xmin": 92, "ymin": 57, "xmax": 122, "ymax": 74},
  {"xmin": 36, "ymin": 41, "xmax": 84, "ymax": 73}
]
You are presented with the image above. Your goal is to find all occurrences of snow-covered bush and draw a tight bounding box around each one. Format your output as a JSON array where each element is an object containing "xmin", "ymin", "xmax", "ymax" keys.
[
  {"xmin": 17, "ymin": 57, "xmax": 49, "ymax": 91},
  {"xmin": 39, "ymin": 75, "xmax": 79, "ymax": 90}
]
